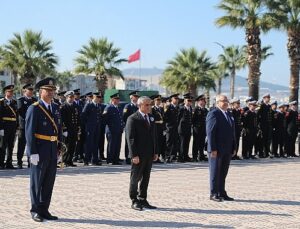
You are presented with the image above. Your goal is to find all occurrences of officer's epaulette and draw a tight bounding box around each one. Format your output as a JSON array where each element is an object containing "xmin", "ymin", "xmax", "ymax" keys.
[
  {"xmin": 0, "ymin": 98, "xmax": 4, "ymax": 101},
  {"xmin": 33, "ymin": 102, "xmax": 39, "ymax": 106}
]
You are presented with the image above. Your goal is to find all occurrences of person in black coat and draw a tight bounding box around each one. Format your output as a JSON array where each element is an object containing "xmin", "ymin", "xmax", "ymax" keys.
[{"xmin": 126, "ymin": 96, "xmax": 158, "ymax": 211}]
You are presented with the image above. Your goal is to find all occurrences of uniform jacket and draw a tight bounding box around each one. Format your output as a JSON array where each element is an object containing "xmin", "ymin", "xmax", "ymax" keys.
[
  {"xmin": 17, "ymin": 96, "xmax": 37, "ymax": 129},
  {"xmin": 178, "ymin": 105, "xmax": 192, "ymax": 135},
  {"xmin": 81, "ymin": 102, "xmax": 102, "ymax": 131},
  {"xmin": 0, "ymin": 98, "xmax": 18, "ymax": 130},
  {"xmin": 25, "ymin": 100, "xmax": 62, "ymax": 161},
  {"xmin": 61, "ymin": 102, "xmax": 80, "ymax": 133},
  {"xmin": 103, "ymin": 104, "xmax": 124, "ymax": 134}
]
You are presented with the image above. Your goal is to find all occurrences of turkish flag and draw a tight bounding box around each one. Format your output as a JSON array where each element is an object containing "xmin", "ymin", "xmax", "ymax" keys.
[{"xmin": 128, "ymin": 49, "xmax": 140, "ymax": 63}]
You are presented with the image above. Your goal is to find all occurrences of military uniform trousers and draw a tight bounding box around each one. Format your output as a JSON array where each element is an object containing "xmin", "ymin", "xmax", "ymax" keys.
[
  {"xmin": 30, "ymin": 157, "xmax": 57, "ymax": 215},
  {"xmin": 75, "ymin": 125, "xmax": 85, "ymax": 160},
  {"xmin": 271, "ymin": 129, "xmax": 284, "ymax": 157},
  {"xmin": 84, "ymin": 125, "xmax": 101, "ymax": 164},
  {"xmin": 98, "ymin": 126, "xmax": 106, "ymax": 160},
  {"xmin": 242, "ymin": 130, "xmax": 256, "ymax": 158},
  {"xmin": 261, "ymin": 125, "xmax": 272, "ymax": 157},
  {"xmin": 179, "ymin": 132, "xmax": 191, "ymax": 161},
  {"xmin": 17, "ymin": 128, "xmax": 29, "ymax": 166},
  {"xmin": 106, "ymin": 132, "xmax": 122, "ymax": 163},
  {"xmin": 156, "ymin": 124, "xmax": 166, "ymax": 158},
  {"xmin": 0, "ymin": 126, "xmax": 17, "ymax": 167},
  {"xmin": 192, "ymin": 128, "xmax": 206, "ymax": 160},
  {"xmin": 63, "ymin": 131, "xmax": 78, "ymax": 165},
  {"xmin": 129, "ymin": 157, "xmax": 153, "ymax": 201},
  {"xmin": 165, "ymin": 127, "xmax": 178, "ymax": 159},
  {"xmin": 286, "ymin": 131, "xmax": 297, "ymax": 157}
]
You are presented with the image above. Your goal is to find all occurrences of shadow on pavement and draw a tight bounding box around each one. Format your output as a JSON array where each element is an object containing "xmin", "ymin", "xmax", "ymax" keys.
[
  {"xmin": 158, "ymin": 207, "xmax": 292, "ymax": 217},
  {"xmin": 56, "ymin": 218, "xmax": 234, "ymax": 228},
  {"xmin": 235, "ymin": 199, "xmax": 300, "ymax": 206}
]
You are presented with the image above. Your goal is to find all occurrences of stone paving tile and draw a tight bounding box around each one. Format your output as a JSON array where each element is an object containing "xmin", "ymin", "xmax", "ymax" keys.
[{"xmin": 1, "ymin": 158, "xmax": 300, "ymax": 229}]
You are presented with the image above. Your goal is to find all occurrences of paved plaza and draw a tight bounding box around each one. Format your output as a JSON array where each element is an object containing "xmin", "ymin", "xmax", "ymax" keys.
[{"xmin": 1, "ymin": 155, "xmax": 300, "ymax": 228}]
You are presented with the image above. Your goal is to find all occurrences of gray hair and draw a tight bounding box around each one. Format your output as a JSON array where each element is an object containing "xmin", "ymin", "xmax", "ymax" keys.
[
  {"xmin": 137, "ymin": 96, "xmax": 151, "ymax": 106},
  {"xmin": 215, "ymin": 94, "xmax": 228, "ymax": 103}
]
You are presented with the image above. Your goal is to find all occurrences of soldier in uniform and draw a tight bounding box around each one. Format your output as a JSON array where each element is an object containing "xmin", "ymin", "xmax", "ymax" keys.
[
  {"xmin": 273, "ymin": 104, "xmax": 286, "ymax": 157},
  {"xmin": 57, "ymin": 91, "xmax": 66, "ymax": 105},
  {"xmin": 0, "ymin": 85, "xmax": 18, "ymax": 169},
  {"xmin": 60, "ymin": 91, "xmax": 80, "ymax": 166},
  {"xmin": 73, "ymin": 89, "xmax": 85, "ymax": 163},
  {"xmin": 103, "ymin": 93, "xmax": 124, "ymax": 165},
  {"xmin": 178, "ymin": 93, "xmax": 193, "ymax": 162},
  {"xmin": 25, "ymin": 77, "xmax": 61, "ymax": 222},
  {"xmin": 192, "ymin": 94, "xmax": 209, "ymax": 162},
  {"xmin": 81, "ymin": 92, "xmax": 103, "ymax": 166},
  {"xmin": 164, "ymin": 93, "xmax": 180, "ymax": 163},
  {"xmin": 230, "ymin": 99, "xmax": 242, "ymax": 160},
  {"xmin": 285, "ymin": 101, "xmax": 298, "ymax": 157},
  {"xmin": 17, "ymin": 84, "xmax": 37, "ymax": 169},
  {"xmin": 98, "ymin": 93, "xmax": 107, "ymax": 161},
  {"xmin": 85, "ymin": 92, "xmax": 93, "ymax": 103},
  {"xmin": 257, "ymin": 93, "xmax": 273, "ymax": 158},
  {"xmin": 242, "ymin": 101, "xmax": 258, "ymax": 159},
  {"xmin": 151, "ymin": 94, "xmax": 165, "ymax": 163},
  {"xmin": 270, "ymin": 101, "xmax": 279, "ymax": 157},
  {"xmin": 123, "ymin": 91, "xmax": 139, "ymax": 164}
]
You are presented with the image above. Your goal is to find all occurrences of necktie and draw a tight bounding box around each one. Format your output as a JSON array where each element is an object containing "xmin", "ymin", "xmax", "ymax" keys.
[
  {"xmin": 225, "ymin": 112, "xmax": 231, "ymax": 126},
  {"xmin": 47, "ymin": 105, "xmax": 53, "ymax": 117},
  {"xmin": 144, "ymin": 114, "xmax": 150, "ymax": 127}
]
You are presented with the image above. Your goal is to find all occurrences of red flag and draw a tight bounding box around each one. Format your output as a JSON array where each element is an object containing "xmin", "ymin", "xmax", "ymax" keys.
[{"xmin": 128, "ymin": 49, "xmax": 140, "ymax": 63}]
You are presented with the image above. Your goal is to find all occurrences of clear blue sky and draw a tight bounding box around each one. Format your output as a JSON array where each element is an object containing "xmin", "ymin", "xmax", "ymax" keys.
[{"xmin": 0, "ymin": 0, "xmax": 289, "ymax": 86}]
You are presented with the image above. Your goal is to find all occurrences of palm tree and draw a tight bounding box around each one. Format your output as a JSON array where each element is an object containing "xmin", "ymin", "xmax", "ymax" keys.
[
  {"xmin": 74, "ymin": 37, "xmax": 127, "ymax": 92},
  {"xmin": 0, "ymin": 30, "xmax": 58, "ymax": 85},
  {"xmin": 217, "ymin": 45, "xmax": 247, "ymax": 99},
  {"xmin": 160, "ymin": 48, "xmax": 216, "ymax": 98},
  {"xmin": 209, "ymin": 63, "xmax": 229, "ymax": 94},
  {"xmin": 266, "ymin": 0, "xmax": 300, "ymax": 102},
  {"xmin": 216, "ymin": 0, "xmax": 276, "ymax": 100},
  {"xmin": 54, "ymin": 71, "xmax": 75, "ymax": 91}
]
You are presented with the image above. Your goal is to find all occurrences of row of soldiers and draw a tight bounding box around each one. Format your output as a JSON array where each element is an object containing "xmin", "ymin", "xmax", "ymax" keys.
[{"xmin": 0, "ymin": 83, "xmax": 299, "ymax": 170}]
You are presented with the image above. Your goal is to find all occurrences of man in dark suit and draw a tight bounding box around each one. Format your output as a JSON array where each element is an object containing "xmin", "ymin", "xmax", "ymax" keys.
[
  {"xmin": 126, "ymin": 96, "xmax": 158, "ymax": 211},
  {"xmin": 206, "ymin": 94, "xmax": 236, "ymax": 202},
  {"xmin": 25, "ymin": 78, "xmax": 61, "ymax": 222}
]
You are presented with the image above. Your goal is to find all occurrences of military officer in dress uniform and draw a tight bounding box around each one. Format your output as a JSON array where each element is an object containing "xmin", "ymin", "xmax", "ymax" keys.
[
  {"xmin": 0, "ymin": 85, "xmax": 18, "ymax": 169},
  {"xmin": 164, "ymin": 93, "xmax": 180, "ymax": 163},
  {"xmin": 272, "ymin": 103, "xmax": 286, "ymax": 157},
  {"xmin": 178, "ymin": 93, "xmax": 193, "ymax": 162},
  {"xmin": 242, "ymin": 101, "xmax": 258, "ymax": 159},
  {"xmin": 103, "ymin": 93, "xmax": 124, "ymax": 165},
  {"xmin": 81, "ymin": 92, "xmax": 103, "ymax": 166},
  {"xmin": 25, "ymin": 77, "xmax": 61, "ymax": 222},
  {"xmin": 57, "ymin": 91, "xmax": 66, "ymax": 105},
  {"xmin": 73, "ymin": 89, "xmax": 85, "ymax": 163},
  {"xmin": 98, "ymin": 93, "xmax": 107, "ymax": 161},
  {"xmin": 285, "ymin": 101, "xmax": 298, "ymax": 157},
  {"xmin": 192, "ymin": 94, "xmax": 209, "ymax": 162},
  {"xmin": 230, "ymin": 99, "xmax": 242, "ymax": 160},
  {"xmin": 151, "ymin": 94, "xmax": 165, "ymax": 163},
  {"xmin": 60, "ymin": 91, "xmax": 80, "ymax": 166},
  {"xmin": 270, "ymin": 101, "xmax": 279, "ymax": 157},
  {"xmin": 257, "ymin": 93, "xmax": 273, "ymax": 158},
  {"xmin": 17, "ymin": 84, "xmax": 37, "ymax": 169},
  {"xmin": 85, "ymin": 92, "xmax": 93, "ymax": 103},
  {"xmin": 123, "ymin": 91, "xmax": 139, "ymax": 164}
]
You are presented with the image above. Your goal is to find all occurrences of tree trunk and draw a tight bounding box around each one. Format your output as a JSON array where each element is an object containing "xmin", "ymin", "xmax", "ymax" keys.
[
  {"xmin": 246, "ymin": 27, "xmax": 261, "ymax": 101},
  {"xmin": 205, "ymin": 89, "xmax": 210, "ymax": 108},
  {"xmin": 287, "ymin": 29, "xmax": 300, "ymax": 104},
  {"xmin": 217, "ymin": 78, "xmax": 222, "ymax": 94},
  {"xmin": 230, "ymin": 68, "xmax": 236, "ymax": 99},
  {"xmin": 189, "ymin": 83, "xmax": 198, "ymax": 98}
]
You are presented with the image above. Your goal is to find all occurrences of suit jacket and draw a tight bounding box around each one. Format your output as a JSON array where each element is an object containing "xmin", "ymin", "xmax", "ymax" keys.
[
  {"xmin": 206, "ymin": 107, "xmax": 236, "ymax": 155},
  {"xmin": 25, "ymin": 100, "xmax": 62, "ymax": 161},
  {"xmin": 17, "ymin": 96, "xmax": 37, "ymax": 129},
  {"xmin": 126, "ymin": 111, "xmax": 157, "ymax": 159}
]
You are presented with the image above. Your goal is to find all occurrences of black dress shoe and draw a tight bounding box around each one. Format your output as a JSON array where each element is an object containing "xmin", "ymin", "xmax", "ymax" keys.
[
  {"xmin": 41, "ymin": 212, "xmax": 58, "ymax": 220},
  {"xmin": 18, "ymin": 164, "xmax": 23, "ymax": 169},
  {"xmin": 83, "ymin": 162, "xmax": 89, "ymax": 166},
  {"xmin": 126, "ymin": 158, "xmax": 131, "ymax": 165},
  {"xmin": 220, "ymin": 194, "xmax": 234, "ymax": 201},
  {"xmin": 5, "ymin": 164, "xmax": 15, "ymax": 169},
  {"xmin": 131, "ymin": 201, "xmax": 143, "ymax": 211},
  {"xmin": 32, "ymin": 213, "xmax": 44, "ymax": 222},
  {"xmin": 92, "ymin": 162, "xmax": 102, "ymax": 166},
  {"xmin": 112, "ymin": 162, "xmax": 122, "ymax": 165},
  {"xmin": 210, "ymin": 195, "xmax": 223, "ymax": 202},
  {"xmin": 140, "ymin": 200, "xmax": 157, "ymax": 209}
]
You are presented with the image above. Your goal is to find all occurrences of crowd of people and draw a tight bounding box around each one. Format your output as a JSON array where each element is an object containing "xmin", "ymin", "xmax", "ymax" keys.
[{"xmin": 0, "ymin": 81, "xmax": 299, "ymax": 170}]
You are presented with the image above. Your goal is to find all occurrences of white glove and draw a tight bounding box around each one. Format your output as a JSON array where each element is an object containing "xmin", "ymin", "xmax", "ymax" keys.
[
  {"xmin": 63, "ymin": 131, "xmax": 68, "ymax": 137},
  {"xmin": 30, "ymin": 154, "xmax": 39, "ymax": 165},
  {"xmin": 0, "ymin": 129, "xmax": 4, "ymax": 136}
]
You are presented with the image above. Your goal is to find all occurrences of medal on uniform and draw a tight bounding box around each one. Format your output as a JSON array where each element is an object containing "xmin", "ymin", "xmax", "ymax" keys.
[
  {"xmin": 24, "ymin": 101, "xmax": 27, "ymax": 104},
  {"xmin": 43, "ymin": 121, "xmax": 47, "ymax": 126}
]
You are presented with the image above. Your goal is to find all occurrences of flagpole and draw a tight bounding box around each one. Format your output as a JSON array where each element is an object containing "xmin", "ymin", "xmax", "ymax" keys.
[{"xmin": 139, "ymin": 48, "xmax": 141, "ymax": 90}]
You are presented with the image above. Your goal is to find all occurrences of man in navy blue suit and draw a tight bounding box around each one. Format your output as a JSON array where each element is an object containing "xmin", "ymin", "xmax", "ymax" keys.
[
  {"xmin": 25, "ymin": 77, "xmax": 62, "ymax": 222},
  {"xmin": 206, "ymin": 94, "xmax": 236, "ymax": 202}
]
